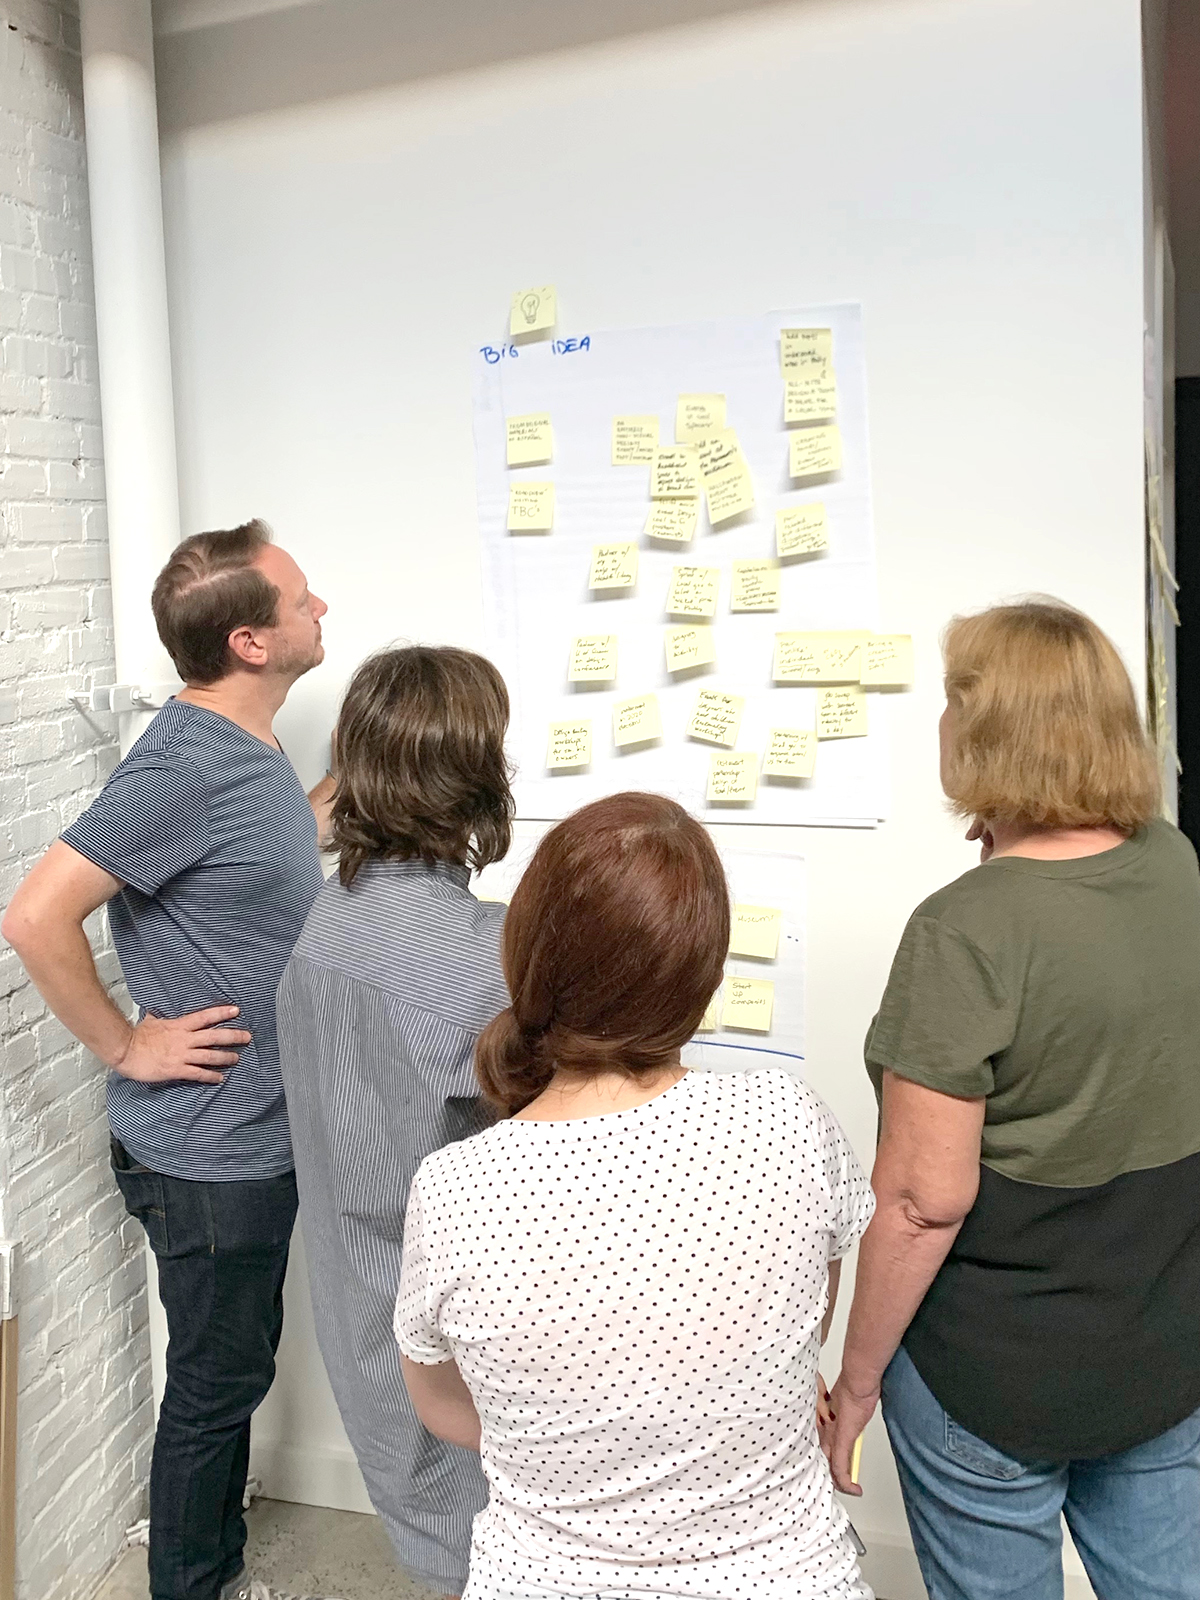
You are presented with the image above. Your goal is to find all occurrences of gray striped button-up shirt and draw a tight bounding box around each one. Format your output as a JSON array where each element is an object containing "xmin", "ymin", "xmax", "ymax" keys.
[{"xmin": 277, "ymin": 858, "xmax": 507, "ymax": 1592}]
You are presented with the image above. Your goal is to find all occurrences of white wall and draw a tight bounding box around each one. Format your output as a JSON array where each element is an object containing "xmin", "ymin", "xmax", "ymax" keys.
[{"xmin": 156, "ymin": 0, "xmax": 1148, "ymax": 1592}]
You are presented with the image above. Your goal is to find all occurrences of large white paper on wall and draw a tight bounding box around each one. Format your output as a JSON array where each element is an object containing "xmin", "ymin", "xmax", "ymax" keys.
[{"xmin": 474, "ymin": 306, "xmax": 888, "ymax": 826}]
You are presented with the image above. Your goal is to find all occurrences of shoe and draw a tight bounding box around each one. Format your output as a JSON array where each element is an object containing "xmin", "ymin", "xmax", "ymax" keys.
[{"xmin": 222, "ymin": 1581, "xmax": 346, "ymax": 1600}]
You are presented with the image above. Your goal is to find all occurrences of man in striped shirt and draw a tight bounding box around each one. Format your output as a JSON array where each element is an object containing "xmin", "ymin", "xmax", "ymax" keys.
[{"xmin": 3, "ymin": 521, "xmax": 335, "ymax": 1600}]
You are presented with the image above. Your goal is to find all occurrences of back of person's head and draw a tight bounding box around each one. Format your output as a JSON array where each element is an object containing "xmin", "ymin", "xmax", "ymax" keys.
[
  {"xmin": 475, "ymin": 792, "xmax": 730, "ymax": 1116},
  {"xmin": 152, "ymin": 519, "xmax": 278, "ymax": 685},
  {"xmin": 941, "ymin": 598, "xmax": 1161, "ymax": 831},
  {"xmin": 331, "ymin": 645, "xmax": 513, "ymax": 888}
]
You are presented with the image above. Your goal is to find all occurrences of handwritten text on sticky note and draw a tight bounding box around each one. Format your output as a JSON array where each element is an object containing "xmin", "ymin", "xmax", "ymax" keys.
[
  {"xmin": 568, "ymin": 635, "xmax": 618, "ymax": 682},
  {"xmin": 706, "ymin": 462, "xmax": 755, "ymax": 524},
  {"xmin": 612, "ymin": 415, "xmax": 659, "ymax": 466},
  {"xmin": 613, "ymin": 693, "xmax": 662, "ymax": 747},
  {"xmin": 547, "ymin": 719, "xmax": 591, "ymax": 769},
  {"xmin": 763, "ymin": 728, "xmax": 817, "ymax": 779},
  {"xmin": 730, "ymin": 559, "xmax": 780, "ymax": 612},
  {"xmin": 817, "ymin": 685, "xmax": 869, "ymax": 739},
  {"xmin": 861, "ymin": 634, "xmax": 914, "ymax": 687},
  {"xmin": 589, "ymin": 542, "xmax": 638, "ymax": 591},
  {"xmin": 722, "ymin": 975, "xmax": 774, "ymax": 1032},
  {"xmin": 652, "ymin": 446, "xmax": 702, "ymax": 499},
  {"xmin": 780, "ymin": 326, "xmax": 832, "ymax": 378},
  {"xmin": 789, "ymin": 424, "xmax": 841, "ymax": 479},
  {"xmin": 784, "ymin": 373, "xmax": 837, "ymax": 424},
  {"xmin": 688, "ymin": 689, "xmax": 744, "ymax": 747},
  {"xmin": 667, "ymin": 564, "xmax": 720, "ymax": 618},
  {"xmin": 774, "ymin": 631, "xmax": 864, "ymax": 683},
  {"xmin": 664, "ymin": 625, "xmax": 715, "ymax": 673},
  {"xmin": 644, "ymin": 500, "xmax": 699, "ymax": 544},
  {"xmin": 676, "ymin": 394, "xmax": 726, "ymax": 441},
  {"xmin": 776, "ymin": 504, "xmax": 830, "ymax": 559},
  {"xmin": 707, "ymin": 751, "xmax": 758, "ymax": 803},
  {"xmin": 506, "ymin": 412, "xmax": 553, "ymax": 466},
  {"xmin": 730, "ymin": 905, "xmax": 783, "ymax": 961},
  {"xmin": 507, "ymin": 481, "xmax": 555, "ymax": 532}
]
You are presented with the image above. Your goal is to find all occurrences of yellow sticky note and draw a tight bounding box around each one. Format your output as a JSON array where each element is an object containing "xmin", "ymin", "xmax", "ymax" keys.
[
  {"xmin": 730, "ymin": 905, "xmax": 783, "ymax": 961},
  {"xmin": 676, "ymin": 394, "xmax": 726, "ymax": 441},
  {"xmin": 612, "ymin": 415, "xmax": 660, "ymax": 466},
  {"xmin": 706, "ymin": 462, "xmax": 755, "ymax": 525},
  {"xmin": 784, "ymin": 373, "xmax": 838, "ymax": 424},
  {"xmin": 510, "ymin": 285, "xmax": 556, "ymax": 336},
  {"xmin": 861, "ymin": 633, "xmax": 915, "ymax": 687},
  {"xmin": 774, "ymin": 631, "xmax": 864, "ymax": 684},
  {"xmin": 776, "ymin": 504, "xmax": 830, "ymax": 559},
  {"xmin": 688, "ymin": 689, "xmax": 744, "ymax": 747},
  {"xmin": 645, "ymin": 500, "xmax": 699, "ymax": 544},
  {"xmin": 730, "ymin": 559, "xmax": 780, "ymax": 612},
  {"xmin": 780, "ymin": 326, "xmax": 832, "ymax": 378},
  {"xmin": 722, "ymin": 975, "xmax": 774, "ymax": 1032},
  {"xmin": 664, "ymin": 625, "xmax": 716, "ymax": 673},
  {"xmin": 507, "ymin": 413, "xmax": 553, "ymax": 467},
  {"xmin": 763, "ymin": 727, "xmax": 817, "ymax": 779},
  {"xmin": 547, "ymin": 719, "xmax": 591, "ymax": 769},
  {"xmin": 589, "ymin": 542, "xmax": 638, "ymax": 591},
  {"xmin": 707, "ymin": 751, "xmax": 758, "ymax": 803},
  {"xmin": 696, "ymin": 429, "xmax": 743, "ymax": 483},
  {"xmin": 613, "ymin": 693, "xmax": 662, "ymax": 748},
  {"xmin": 568, "ymin": 634, "xmax": 617, "ymax": 683},
  {"xmin": 667, "ymin": 564, "xmax": 720, "ymax": 618},
  {"xmin": 507, "ymin": 481, "xmax": 555, "ymax": 532},
  {"xmin": 698, "ymin": 993, "xmax": 720, "ymax": 1032},
  {"xmin": 651, "ymin": 446, "xmax": 702, "ymax": 499},
  {"xmin": 789, "ymin": 424, "xmax": 842, "ymax": 480},
  {"xmin": 817, "ymin": 685, "xmax": 869, "ymax": 739}
]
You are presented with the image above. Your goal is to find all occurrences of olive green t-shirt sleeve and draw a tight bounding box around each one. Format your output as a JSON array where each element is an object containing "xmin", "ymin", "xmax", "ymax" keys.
[{"xmin": 866, "ymin": 914, "xmax": 1016, "ymax": 1099}]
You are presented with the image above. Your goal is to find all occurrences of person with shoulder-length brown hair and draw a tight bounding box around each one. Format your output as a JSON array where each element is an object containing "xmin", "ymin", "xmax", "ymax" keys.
[
  {"xmin": 276, "ymin": 645, "xmax": 514, "ymax": 1600},
  {"xmin": 825, "ymin": 599, "xmax": 1200, "ymax": 1600},
  {"xmin": 396, "ymin": 792, "xmax": 874, "ymax": 1600}
]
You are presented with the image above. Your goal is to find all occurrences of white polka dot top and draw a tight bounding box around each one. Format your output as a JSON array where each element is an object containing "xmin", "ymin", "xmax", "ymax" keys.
[{"xmin": 397, "ymin": 1069, "xmax": 875, "ymax": 1599}]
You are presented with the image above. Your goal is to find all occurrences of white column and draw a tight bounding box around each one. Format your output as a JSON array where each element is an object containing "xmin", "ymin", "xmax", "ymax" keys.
[{"xmin": 79, "ymin": 0, "xmax": 180, "ymax": 721}]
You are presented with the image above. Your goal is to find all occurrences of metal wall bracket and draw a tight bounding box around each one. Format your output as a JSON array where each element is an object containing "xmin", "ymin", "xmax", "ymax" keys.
[{"xmin": 67, "ymin": 683, "xmax": 177, "ymax": 714}]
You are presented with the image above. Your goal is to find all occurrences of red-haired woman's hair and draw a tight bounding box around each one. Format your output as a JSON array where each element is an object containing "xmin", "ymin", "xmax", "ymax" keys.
[{"xmin": 475, "ymin": 792, "xmax": 729, "ymax": 1115}]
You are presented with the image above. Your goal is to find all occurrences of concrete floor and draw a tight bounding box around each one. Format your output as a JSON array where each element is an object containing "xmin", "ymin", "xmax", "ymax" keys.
[{"xmin": 94, "ymin": 1499, "xmax": 442, "ymax": 1600}]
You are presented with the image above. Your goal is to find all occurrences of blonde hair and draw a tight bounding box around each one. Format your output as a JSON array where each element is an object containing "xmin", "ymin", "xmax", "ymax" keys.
[{"xmin": 941, "ymin": 599, "xmax": 1160, "ymax": 831}]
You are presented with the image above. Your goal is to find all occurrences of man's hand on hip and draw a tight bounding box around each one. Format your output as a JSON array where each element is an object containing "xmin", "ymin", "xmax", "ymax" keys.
[{"xmin": 112, "ymin": 1006, "xmax": 251, "ymax": 1085}]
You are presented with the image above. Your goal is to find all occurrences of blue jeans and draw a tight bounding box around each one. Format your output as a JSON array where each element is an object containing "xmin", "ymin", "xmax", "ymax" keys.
[
  {"xmin": 881, "ymin": 1344, "xmax": 1200, "ymax": 1599},
  {"xmin": 112, "ymin": 1140, "xmax": 298, "ymax": 1600}
]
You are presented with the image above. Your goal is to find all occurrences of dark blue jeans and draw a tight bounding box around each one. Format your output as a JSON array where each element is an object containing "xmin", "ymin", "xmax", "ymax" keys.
[{"xmin": 112, "ymin": 1139, "xmax": 298, "ymax": 1600}]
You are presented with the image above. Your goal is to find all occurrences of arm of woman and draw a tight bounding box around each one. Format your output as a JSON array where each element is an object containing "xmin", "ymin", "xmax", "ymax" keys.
[
  {"xmin": 826, "ymin": 1071, "xmax": 984, "ymax": 1493},
  {"xmin": 401, "ymin": 1356, "xmax": 482, "ymax": 1451}
]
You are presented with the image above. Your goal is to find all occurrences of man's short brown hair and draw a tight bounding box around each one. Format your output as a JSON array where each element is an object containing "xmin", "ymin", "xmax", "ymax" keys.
[
  {"xmin": 941, "ymin": 599, "xmax": 1161, "ymax": 831},
  {"xmin": 152, "ymin": 520, "xmax": 279, "ymax": 685},
  {"xmin": 331, "ymin": 645, "xmax": 514, "ymax": 887}
]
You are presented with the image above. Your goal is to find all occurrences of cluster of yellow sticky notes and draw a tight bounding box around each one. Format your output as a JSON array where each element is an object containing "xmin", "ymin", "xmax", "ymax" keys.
[
  {"xmin": 730, "ymin": 904, "xmax": 782, "ymax": 960},
  {"xmin": 644, "ymin": 500, "xmax": 698, "ymax": 544},
  {"xmin": 789, "ymin": 424, "xmax": 841, "ymax": 480},
  {"xmin": 773, "ymin": 631, "xmax": 864, "ymax": 684},
  {"xmin": 612, "ymin": 415, "xmax": 659, "ymax": 466},
  {"xmin": 784, "ymin": 373, "xmax": 837, "ymax": 424},
  {"xmin": 547, "ymin": 719, "xmax": 591, "ymax": 769},
  {"xmin": 780, "ymin": 326, "xmax": 832, "ymax": 378},
  {"xmin": 676, "ymin": 394, "xmax": 726, "ymax": 441},
  {"xmin": 507, "ymin": 481, "xmax": 555, "ymax": 532},
  {"xmin": 763, "ymin": 727, "xmax": 817, "ymax": 779},
  {"xmin": 652, "ymin": 446, "xmax": 702, "ymax": 499},
  {"xmin": 698, "ymin": 993, "xmax": 720, "ymax": 1032},
  {"xmin": 664, "ymin": 625, "xmax": 715, "ymax": 673},
  {"xmin": 510, "ymin": 286, "xmax": 556, "ymax": 336},
  {"xmin": 667, "ymin": 564, "xmax": 720, "ymax": 618},
  {"xmin": 589, "ymin": 542, "xmax": 638, "ymax": 591},
  {"xmin": 707, "ymin": 751, "xmax": 758, "ymax": 803},
  {"xmin": 730, "ymin": 559, "xmax": 780, "ymax": 612},
  {"xmin": 688, "ymin": 689, "xmax": 744, "ymax": 747},
  {"xmin": 817, "ymin": 685, "xmax": 869, "ymax": 739},
  {"xmin": 613, "ymin": 693, "xmax": 661, "ymax": 747},
  {"xmin": 568, "ymin": 634, "xmax": 618, "ymax": 683},
  {"xmin": 861, "ymin": 633, "xmax": 915, "ymax": 687},
  {"xmin": 506, "ymin": 413, "xmax": 554, "ymax": 467},
  {"xmin": 776, "ymin": 504, "xmax": 830, "ymax": 559},
  {"xmin": 723, "ymin": 975, "xmax": 774, "ymax": 1032}
]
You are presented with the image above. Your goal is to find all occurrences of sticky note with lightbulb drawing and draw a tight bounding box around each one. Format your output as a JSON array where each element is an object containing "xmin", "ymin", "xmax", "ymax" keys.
[{"xmin": 510, "ymin": 286, "xmax": 557, "ymax": 337}]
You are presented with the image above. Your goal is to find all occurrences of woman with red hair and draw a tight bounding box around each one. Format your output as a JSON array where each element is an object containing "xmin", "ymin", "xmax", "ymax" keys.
[{"xmin": 396, "ymin": 792, "xmax": 874, "ymax": 1600}]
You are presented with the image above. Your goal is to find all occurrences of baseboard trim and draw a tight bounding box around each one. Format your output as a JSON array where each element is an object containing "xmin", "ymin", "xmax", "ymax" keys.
[{"xmin": 248, "ymin": 1438, "xmax": 376, "ymax": 1516}]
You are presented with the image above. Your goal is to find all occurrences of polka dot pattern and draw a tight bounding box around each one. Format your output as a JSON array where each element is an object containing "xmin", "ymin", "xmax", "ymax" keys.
[{"xmin": 397, "ymin": 1069, "xmax": 875, "ymax": 1599}]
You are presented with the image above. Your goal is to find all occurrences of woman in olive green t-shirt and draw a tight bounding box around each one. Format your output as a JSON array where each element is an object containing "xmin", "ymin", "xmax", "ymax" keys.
[{"xmin": 825, "ymin": 600, "xmax": 1200, "ymax": 1600}]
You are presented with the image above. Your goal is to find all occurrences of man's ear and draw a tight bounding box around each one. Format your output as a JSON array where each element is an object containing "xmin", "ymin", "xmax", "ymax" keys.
[{"xmin": 226, "ymin": 623, "xmax": 270, "ymax": 670}]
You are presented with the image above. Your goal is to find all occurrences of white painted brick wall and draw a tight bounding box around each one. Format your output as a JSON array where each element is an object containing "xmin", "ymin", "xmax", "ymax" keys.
[{"xmin": 0, "ymin": 2, "xmax": 154, "ymax": 1595}]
